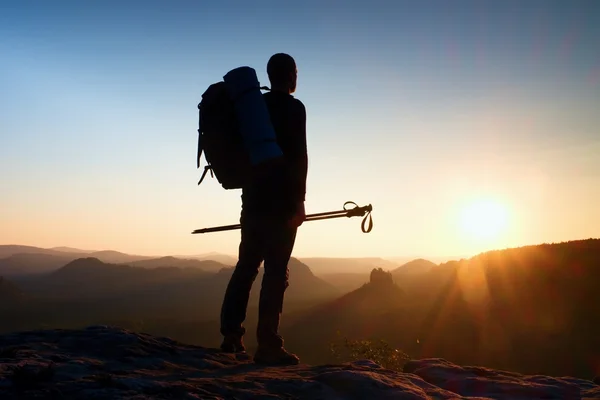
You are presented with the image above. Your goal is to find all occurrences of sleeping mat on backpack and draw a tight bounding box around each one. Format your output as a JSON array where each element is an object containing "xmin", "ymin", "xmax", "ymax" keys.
[{"xmin": 223, "ymin": 66, "xmax": 283, "ymax": 166}]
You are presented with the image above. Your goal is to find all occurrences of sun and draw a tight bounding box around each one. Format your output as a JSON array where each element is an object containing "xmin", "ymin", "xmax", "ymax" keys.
[{"xmin": 458, "ymin": 198, "xmax": 509, "ymax": 241}]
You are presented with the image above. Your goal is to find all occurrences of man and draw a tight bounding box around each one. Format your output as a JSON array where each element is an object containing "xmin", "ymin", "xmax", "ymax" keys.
[{"xmin": 219, "ymin": 53, "xmax": 308, "ymax": 365}]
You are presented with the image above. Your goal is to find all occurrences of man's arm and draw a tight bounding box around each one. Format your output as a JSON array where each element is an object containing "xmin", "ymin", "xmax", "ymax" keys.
[{"xmin": 288, "ymin": 100, "xmax": 308, "ymax": 203}]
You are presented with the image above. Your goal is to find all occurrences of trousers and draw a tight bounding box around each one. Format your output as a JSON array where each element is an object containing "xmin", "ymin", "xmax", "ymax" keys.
[{"xmin": 220, "ymin": 210, "xmax": 297, "ymax": 348}]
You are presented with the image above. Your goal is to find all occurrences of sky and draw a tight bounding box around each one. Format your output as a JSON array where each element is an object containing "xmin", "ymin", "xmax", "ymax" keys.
[{"xmin": 1, "ymin": 0, "xmax": 599, "ymax": 260}]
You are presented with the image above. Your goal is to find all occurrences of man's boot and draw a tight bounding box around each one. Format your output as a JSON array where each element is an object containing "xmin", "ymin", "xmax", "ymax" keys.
[
  {"xmin": 220, "ymin": 334, "xmax": 246, "ymax": 353},
  {"xmin": 253, "ymin": 345, "xmax": 299, "ymax": 366}
]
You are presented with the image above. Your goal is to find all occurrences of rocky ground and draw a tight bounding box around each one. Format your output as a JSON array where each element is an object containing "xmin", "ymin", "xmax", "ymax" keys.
[{"xmin": 0, "ymin": 325, "xmax": 598, "ymax": 399}]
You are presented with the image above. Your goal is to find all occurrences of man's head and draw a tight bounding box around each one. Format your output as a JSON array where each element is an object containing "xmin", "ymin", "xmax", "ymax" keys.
[{"xmin": 267, "ymin": 53, "xmax": 297, "ymax": 94}]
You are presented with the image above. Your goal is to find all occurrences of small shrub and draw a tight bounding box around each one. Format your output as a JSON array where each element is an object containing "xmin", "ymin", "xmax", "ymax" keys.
[{"xmin": 330, "ymin": 332, "xmax": 410, "ymax": 372}]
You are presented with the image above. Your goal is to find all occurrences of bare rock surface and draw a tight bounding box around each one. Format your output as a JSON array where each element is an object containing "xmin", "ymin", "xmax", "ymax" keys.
[{"xmin": 0, "ymin": 326, "xmax": 597, "ymax": 399}]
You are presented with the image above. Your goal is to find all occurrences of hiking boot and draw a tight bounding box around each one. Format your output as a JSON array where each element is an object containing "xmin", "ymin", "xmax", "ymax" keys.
[
  {"xmin": 253, "ymin": 346, "xmax": 300, "ymax": 366},
  {"xmin": 220, "ymin": 335, "xmax": 246, "ymax": 353}
]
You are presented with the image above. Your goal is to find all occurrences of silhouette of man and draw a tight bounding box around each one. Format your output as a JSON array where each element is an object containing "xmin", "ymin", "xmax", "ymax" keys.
[{"xmin": 219, "ymin": 53, "xmax": 307, "ymax": 365}]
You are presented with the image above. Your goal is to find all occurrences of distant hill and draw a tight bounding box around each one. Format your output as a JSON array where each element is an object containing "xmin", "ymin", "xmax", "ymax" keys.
[
  {"xmin": 50, "ymin": 246, "xmax": 94, "ymax": 253},
  {"xmin": 174, "ymin": 252, "xmax": 238, "ymax": 266},
  {"xmin": 392, "ymin": 258, "xmax": 437, "ymax": 275},
  {"xmin": 300, "ymin": 257, "xmax": 399, "ymax": 274},
  {"xmin": 127, "ymin": 256, "xmax": 225, "ymax": 273},
  {"xmin": 0, "ymin": 253, "xmax": 77, "ymax": 278},
  {"xmin": 20, "ymin": 257, "xmax": 211, "ymax": 299},
  {"xmin": 85, "ymin": 250, "xmax": 153, "ymax": 263},
  {"xmin": 385, "ymin": 255, "xmax": 468, "ymax": 264},
  {"xmin": 0, "ymin": 245, "xmax": 67, "ymax": 258}
]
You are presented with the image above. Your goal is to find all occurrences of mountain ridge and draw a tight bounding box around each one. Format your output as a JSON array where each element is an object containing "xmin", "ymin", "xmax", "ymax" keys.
[
  {"xmin": 1, "ymin": 245, "xmax": 421, "ymax": 277},
  {"xmin": 281, "ymin": 239, "xmax": 600, "ymax": 379}
]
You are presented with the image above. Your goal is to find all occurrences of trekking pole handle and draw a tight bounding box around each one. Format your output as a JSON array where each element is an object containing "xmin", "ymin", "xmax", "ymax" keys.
[
  {"xmin": 344, "ymin": 202, "xmax": 373, "ymax": 218},
  {"xmin": 343, "ymin": 202, "xmax": 373, "ymax": 233}
]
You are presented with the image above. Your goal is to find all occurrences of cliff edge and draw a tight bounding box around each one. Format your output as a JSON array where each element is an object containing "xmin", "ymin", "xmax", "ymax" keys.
[{"xmin": 0, "ymin": 326, "xmax": 597, "ymax": 399}]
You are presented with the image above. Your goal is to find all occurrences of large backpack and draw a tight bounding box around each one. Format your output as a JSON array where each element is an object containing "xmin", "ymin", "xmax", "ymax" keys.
[{"xmin": 196, "ymin": 66, "xmax": 282, "ymax": 190}]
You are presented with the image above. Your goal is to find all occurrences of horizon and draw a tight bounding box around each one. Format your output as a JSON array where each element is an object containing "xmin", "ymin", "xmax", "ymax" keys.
[
  {"xmin": 1, "ymin": 241, "xmax": 468, "ymax": 264},
  {"xmin": 2, "ymin": 1, "xmax": 600, "ymax": 258}
]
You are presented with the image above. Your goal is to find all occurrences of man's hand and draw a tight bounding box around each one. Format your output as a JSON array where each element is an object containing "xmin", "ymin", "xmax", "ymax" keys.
[{"xmin": 289, "ymin": 201, "xmax": 306, "ymax": 228}]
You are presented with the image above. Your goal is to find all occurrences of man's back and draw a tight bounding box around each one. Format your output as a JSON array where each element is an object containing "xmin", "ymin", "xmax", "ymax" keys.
[{"xmin": 241, "ymin": 91, "xmax": 307, "ymax": 217}]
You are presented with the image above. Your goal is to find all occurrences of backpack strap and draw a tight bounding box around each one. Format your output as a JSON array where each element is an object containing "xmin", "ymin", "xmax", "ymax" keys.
[
  {"xmin": 196, "ymin": 102, "xmax": 203, "ymax": 169},
  {"xmin": 196, "ymin": 84, "xmax": 270, "ymax": 186},
  {"xmin": 197, "ymin": 165, "xmax": 214, "ymax": 185},
  {"xmin": 196, "ymin": 103, "xmax": 214, "ymax": 185}
]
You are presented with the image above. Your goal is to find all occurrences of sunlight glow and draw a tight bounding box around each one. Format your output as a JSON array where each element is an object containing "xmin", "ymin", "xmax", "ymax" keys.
[{"xmin": 458, "ymin": 198, "xmax": 509, "ymax": 241}]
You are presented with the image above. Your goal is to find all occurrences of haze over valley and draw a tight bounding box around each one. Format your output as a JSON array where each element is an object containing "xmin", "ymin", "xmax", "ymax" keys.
[{"xmin": 2, "ymin": 239, "xmax": 599, "ymax": 381}]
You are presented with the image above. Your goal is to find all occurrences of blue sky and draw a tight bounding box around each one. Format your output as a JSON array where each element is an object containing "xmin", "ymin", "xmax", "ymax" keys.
[{"xmin": 1, "ymin": 0, "xmax": 599, "ymax": 259}]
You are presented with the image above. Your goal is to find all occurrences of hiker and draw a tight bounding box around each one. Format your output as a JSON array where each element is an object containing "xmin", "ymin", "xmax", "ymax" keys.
[{"xmin": 219, "ymin": 53, "xmax": 308, "ymax": 365}]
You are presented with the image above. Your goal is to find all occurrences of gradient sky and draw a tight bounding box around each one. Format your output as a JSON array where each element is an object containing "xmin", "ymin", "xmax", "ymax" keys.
[{"xmin": 1, "ymin": 0, "xmax": 599, "ymax": 259}]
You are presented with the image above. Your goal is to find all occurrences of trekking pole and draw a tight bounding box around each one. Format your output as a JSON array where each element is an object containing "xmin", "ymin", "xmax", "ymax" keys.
[{"xmin": 191, "ymin": 201, "xmax": 373, "ymax": 234}]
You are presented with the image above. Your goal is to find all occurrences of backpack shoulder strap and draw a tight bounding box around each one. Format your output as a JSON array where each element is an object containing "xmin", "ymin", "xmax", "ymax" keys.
[
  {"xmin": 197, "ymin": 102, "xmax": 203, "ymax": 169},
  {"xmin": 197, "ymin": 165, "xmax": 213, "ymax": 185},
  {"xmin": 196, "ymin": 102, "xmax": 214, "ymax": 185}
]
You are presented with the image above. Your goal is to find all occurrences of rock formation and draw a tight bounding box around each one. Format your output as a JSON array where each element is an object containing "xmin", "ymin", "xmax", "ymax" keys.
[
  {"xmin": 0, "ymin": 326, "xmax": 598, "ymax": 399},
  {"xmin": 369, "ymin": 267, "xmax": 394, "ymax": 287}
]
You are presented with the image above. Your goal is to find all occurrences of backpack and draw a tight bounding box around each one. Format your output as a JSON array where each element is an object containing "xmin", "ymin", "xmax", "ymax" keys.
[
  {"xmin": 196, "ymin": 81, "xmax": 248, "ymax": 189},
  {"xmin": 196, "ymin": 66, "xmax": 282, "ymax": 190}
]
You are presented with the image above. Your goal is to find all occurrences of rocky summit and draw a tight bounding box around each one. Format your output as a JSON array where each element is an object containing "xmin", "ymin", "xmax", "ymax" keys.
[{"xmin": 0, "ymin": 326, "xmax": 598, "ymax": 399}]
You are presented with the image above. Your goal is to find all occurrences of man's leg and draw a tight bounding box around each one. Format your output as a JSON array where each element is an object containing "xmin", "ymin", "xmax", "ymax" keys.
[
  {"xmin": 254, "ymin": 218, "xmax": 299, "ymax": 364},
  {"xmin": 220, "ymin": 213, "xmax": 263, "ymax": 352}
]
